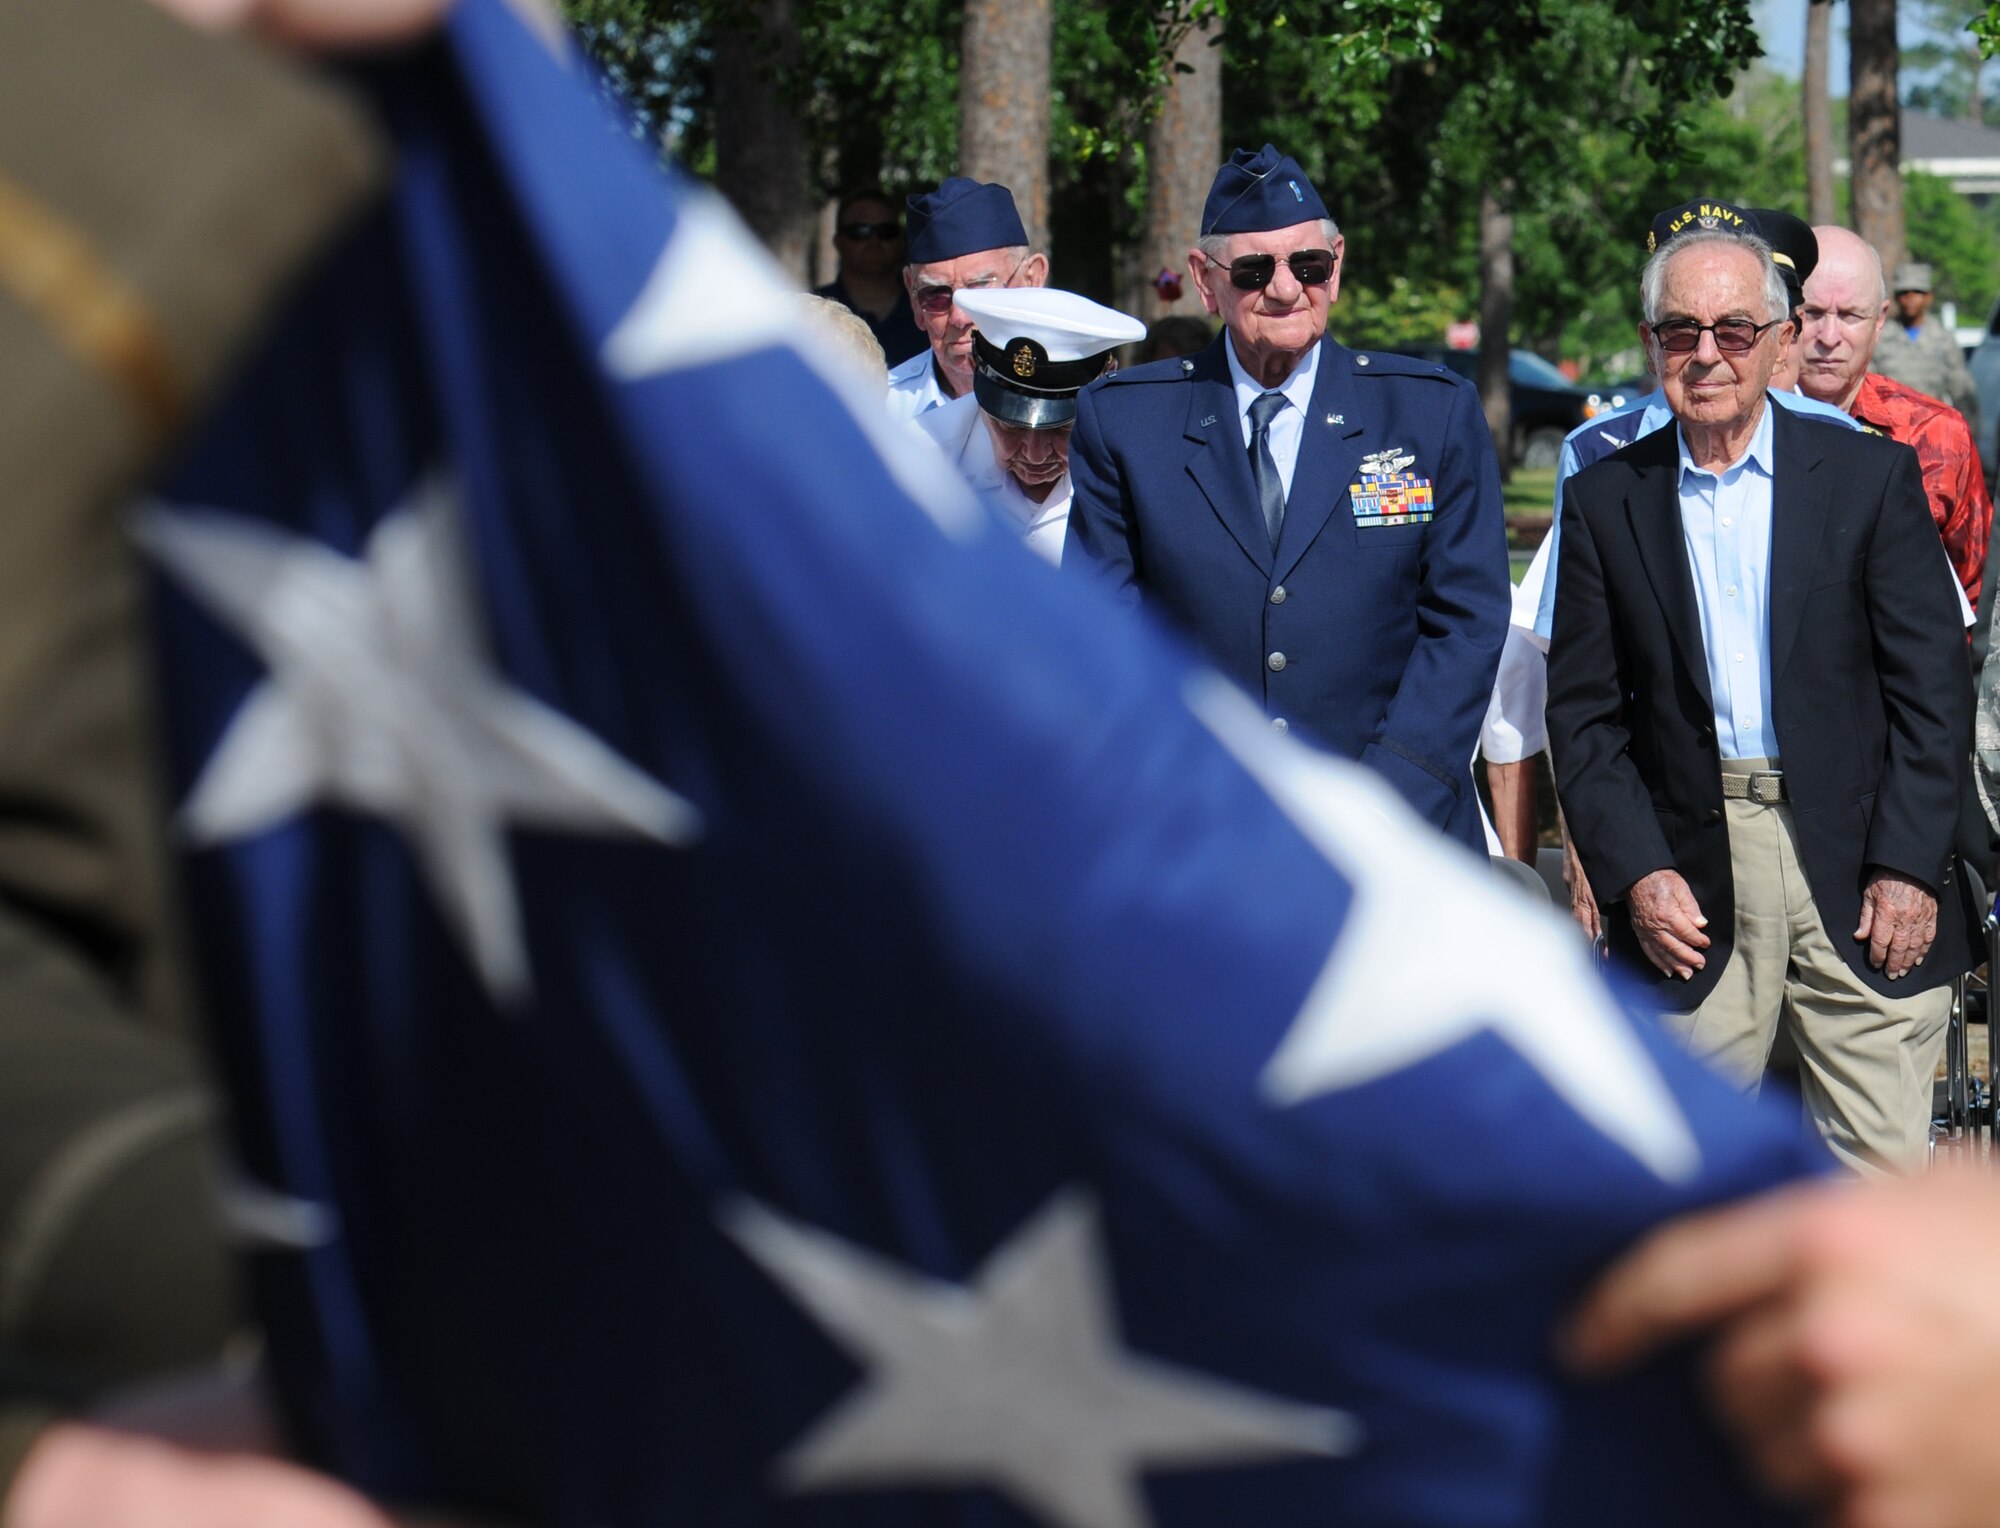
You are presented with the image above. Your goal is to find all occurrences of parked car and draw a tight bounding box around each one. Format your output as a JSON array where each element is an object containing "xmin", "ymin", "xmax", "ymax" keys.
[
  {"xmin": 1384, "ymin": 345, "xmax": 1598, "ymax": 468},
  {"xmin": 1972, "ymin": 297, "xmax": 2000, "ymax": 484}
]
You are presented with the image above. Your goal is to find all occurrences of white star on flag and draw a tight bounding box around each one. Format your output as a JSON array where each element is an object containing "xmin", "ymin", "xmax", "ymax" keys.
[
  {"xmin": 135, "ymin": 473, "xmax": 701, "ymax": 1005},
  {"xmin": 722, "ymin": 1189, "xmax": 1354, "ymax": 1528},
  {"xmin": 600, "ymin": 194, "xmax": 979, "ymax": 540},
  {"xmin": 1187, "ymin": 676, "xmax": 1701, "ymax": 1183}
]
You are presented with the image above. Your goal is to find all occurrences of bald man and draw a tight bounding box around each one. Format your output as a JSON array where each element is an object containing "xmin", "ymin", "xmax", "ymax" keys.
[{"xmin": 1799, "ymin": 226, "xmax": 1992, "ymax": 608}]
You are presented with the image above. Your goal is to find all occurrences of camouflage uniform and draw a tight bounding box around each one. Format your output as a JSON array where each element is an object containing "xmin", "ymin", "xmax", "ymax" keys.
[
  {"xmin": 0, "ymin": 0, "xmax": 381, "ymax": 1490},
  {"xmin": 1874, "ymin": 320, "xmax": 1980, "ymax": 441}
]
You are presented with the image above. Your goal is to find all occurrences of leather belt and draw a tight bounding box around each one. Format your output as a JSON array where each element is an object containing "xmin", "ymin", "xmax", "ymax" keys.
[{"xmin": 1720, "ymin": 769, "xmax": 1788, "ymax": 804}]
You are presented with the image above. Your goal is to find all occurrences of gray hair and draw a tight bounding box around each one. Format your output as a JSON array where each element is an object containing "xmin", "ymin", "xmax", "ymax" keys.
[
  {"xmin": 1640, "ymin": 228, "xmax": 1790, "ymax": 327},
  {"xmin": 1196, "ymin": 216, "xmax": 1341, "ymax": 263},
  {"xmin": 795, "ymin": 293, "xmax": 888, "ymax": 392}
]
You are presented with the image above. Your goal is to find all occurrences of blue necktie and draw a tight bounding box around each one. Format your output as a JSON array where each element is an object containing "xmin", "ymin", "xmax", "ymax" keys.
[{"xmin": 1248, "ymin": 391, "xmax": 1288, "ymax": 550}]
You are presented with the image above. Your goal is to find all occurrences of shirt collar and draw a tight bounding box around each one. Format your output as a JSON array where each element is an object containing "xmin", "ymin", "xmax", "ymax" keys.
[
  {"xmin": 1223, "ymin": 331, "xmax": 1320, "ymax": 419},
  {"xmin": 1674, "ymin": 393, "xmax": 1776, "ymax": 485},
  {"xmin": 1849, "ymin": 372, "xmax": 1893, "ymax": 432}
]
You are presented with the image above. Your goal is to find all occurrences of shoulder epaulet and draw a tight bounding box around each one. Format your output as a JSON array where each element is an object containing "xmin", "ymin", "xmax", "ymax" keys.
[
  {"xmin": 1098, "ymin": 355, "xmax": 1200, "ymax": 385},
  {"xmin": 1347, "ymin": 349, "xmax": 1461, "ymax": 381}
]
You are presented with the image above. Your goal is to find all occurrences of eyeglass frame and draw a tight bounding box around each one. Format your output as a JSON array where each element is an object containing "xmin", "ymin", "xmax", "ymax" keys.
[
  {"xmin": 1644, "ymin": 315, "xmax": 1790, "ymax": 356},
  {"xmin": 911, "ymin": 253, "xmax": 1033, "ymax": 318}
]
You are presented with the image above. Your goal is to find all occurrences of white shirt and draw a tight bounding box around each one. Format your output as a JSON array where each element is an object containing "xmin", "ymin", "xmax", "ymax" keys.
[
  {"xmin": 1677, "ymin": 403, "xmax": 1779, "ymax": 760},
  {"xmin": 914, "ymin": 395, "xmax": 1070, "ymax": 565},
  {"xmin": 885, "ymin": 348, "xmax": 956, "ymax": 422},
  {"xmin": 1222, "ymin": 333, "xmax": 1320, "ymax": 499}
]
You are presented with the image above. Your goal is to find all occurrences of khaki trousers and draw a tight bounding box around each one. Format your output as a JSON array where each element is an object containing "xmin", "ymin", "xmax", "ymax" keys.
[{"xmin": 1662, "ymin": 764, "xmax": 1951, "ymax": 1175}]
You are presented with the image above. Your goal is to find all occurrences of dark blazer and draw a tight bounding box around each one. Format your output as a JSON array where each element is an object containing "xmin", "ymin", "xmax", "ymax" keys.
[
  {"xmin": 1547, "ymin": 402, "xmax": 1978, "ymax": 1006},
  {"xmin": 1065, "ymin": 334, "xmax": 1510, "ymax": 851}
]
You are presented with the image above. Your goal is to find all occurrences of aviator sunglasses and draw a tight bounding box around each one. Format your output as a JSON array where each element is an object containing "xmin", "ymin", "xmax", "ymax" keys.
[
  {"xmin": 839, "ymin": 221, "xmax": 900, "ymax": 241},
  {"xmin": 1647, "ymin": 316, "xmax": 1787, "ymax": 355},
  {"xmin": 1223, "ymin": 248, "xmax": 1337, "ymax": 291}
]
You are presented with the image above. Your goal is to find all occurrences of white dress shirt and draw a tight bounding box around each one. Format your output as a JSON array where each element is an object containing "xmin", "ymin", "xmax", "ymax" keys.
[
  {"xmin": 914, "ymin": 394, "xmax": 1070, "ymax": 565},
  {"xmin": 1677, "ymin": 402, "xmax": 1779, "ymax": 760},
  {"xmin": 1222, "ymin": 333, "xmax": 1320, "ymax": 499}
]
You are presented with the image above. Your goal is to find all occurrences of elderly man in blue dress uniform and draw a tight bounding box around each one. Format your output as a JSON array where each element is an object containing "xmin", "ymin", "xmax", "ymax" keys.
[
  {"xmin": 884, "ymin": 177, "xmax": 1048, "ymax": 422},
  {"xmin": 1064, "ymin": 145, "xmax": 1510, "ymax": 851}
]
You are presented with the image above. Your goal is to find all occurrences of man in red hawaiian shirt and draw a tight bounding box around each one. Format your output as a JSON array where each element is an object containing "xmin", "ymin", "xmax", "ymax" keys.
[{"xmin": 1799, "ymin": 226, "xmax": 1992, "ymax": 607}]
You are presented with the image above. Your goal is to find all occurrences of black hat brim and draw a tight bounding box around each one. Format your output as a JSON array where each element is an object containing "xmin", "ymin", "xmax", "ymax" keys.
[{"xmin": 972, "ymin": 369, "xmax": 1081, "ymax": 429}]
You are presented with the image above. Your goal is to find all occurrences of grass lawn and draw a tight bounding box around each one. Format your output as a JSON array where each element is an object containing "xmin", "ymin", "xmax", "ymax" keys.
[
  {"xmin": 1503, "ymin": 466, "xmax": 1557, "ymax": 516},
  {"xmin": 1503, "ymin": 466, "xmax": 1557, "ymax": 583}
]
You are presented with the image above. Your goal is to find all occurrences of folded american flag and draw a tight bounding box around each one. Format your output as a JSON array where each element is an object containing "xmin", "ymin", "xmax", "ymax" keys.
[{"xmin": 144, "ymin": 4, "xmax": 1819, "ymax": 1523}]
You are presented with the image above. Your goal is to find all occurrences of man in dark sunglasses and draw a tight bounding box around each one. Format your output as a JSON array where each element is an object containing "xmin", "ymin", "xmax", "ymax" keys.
[
  {"xmin": 1548, "ymin": 223, "xmax": 1979, "ymax": 1174},
  {"xmin": 1065, "ymin": 143, "xmax": 1510, "ymax": 855},
  {"xmin": 812, "ymin": 187, "xmax": 926, "ymax": 370},
  {"xmin": 885, "ymin": 176, "xmax": 1048, "ymax": 423}
]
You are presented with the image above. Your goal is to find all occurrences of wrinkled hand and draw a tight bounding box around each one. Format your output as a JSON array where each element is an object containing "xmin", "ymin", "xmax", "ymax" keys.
[
  {"xmin": 1561, "ymin": 829, "xmax": 1600, "ymax": 941},
  {"xmin": 144, "ymin": 0, "xmax": 455, "ymax": 44},
  {"xmin": 3, "ymin": 1423, "xmax": 505, "ymax": 1528},
  {"xmin": 1854, "ymin": 868, "xmax": 1937, "ymax": 980},
  {"xmin": 3, "ymin": 1424, "xmax": 397, "ymax": 1528},
  {"xmin": 1564, "ymin": 1173, "xmax": 2000, "ymax": 1528},
  {"xmin": 1625, "ymin": 867, "xmax": 1707, "ymax": 980}
]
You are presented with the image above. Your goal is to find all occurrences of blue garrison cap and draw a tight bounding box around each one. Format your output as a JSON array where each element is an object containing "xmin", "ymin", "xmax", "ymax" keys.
[
  {"xmin": 904, "ymin": 177, "xmax": 1028, "ymax": 265},
  {"xmin": 1201, "ymin": 145, "xmax": 1329, "ymax": 236}
]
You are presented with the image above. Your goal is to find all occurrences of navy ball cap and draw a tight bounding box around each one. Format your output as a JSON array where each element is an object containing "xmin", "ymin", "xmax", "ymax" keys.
[
  {"xmin": 1200, "ymin": 145, "xmax": 1330, "ymax": 236},
  {"xmin": 904, "ymin": 177, "xmax": 1028, "ymax": 265}
]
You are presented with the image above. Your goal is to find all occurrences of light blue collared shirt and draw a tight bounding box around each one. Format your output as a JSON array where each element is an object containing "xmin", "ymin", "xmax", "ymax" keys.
[
  {"xmin": 1535, "ymin": 386, "xmax": 1858, "ymax": 641},
  {"xmin": 1677, "ymin": 401, "xmax": 1778, "ymax": 759},
  {"xmin": 1223, "ymin": 333, "xmax": 1321, "ymax": 500}
]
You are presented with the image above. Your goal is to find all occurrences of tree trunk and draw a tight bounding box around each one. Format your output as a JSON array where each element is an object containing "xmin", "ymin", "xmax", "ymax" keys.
[
  {"xmin": 1135, "ymin": 11, "xmax": 1223, "ymax": 322},
  {"xmin": 1477, "ymin": 185, "xmax": 1515, "ymax": 482},
  {"xmin": 1848, "ymin": 0, "xmax": 1905, "ymax": 276},
  {"xmin": 712, "ymin": 0, "xmax": 813, "ymax": 283},
  {"xmin": 960, "ymin": 0, "xmax": 1052, "ymax": 261},
  {"xmin": 1804, "ymin": 0, "xmax": 1836, "ymax": 226}
]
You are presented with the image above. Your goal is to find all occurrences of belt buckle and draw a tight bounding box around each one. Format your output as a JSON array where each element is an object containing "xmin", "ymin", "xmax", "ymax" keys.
[{"xmin": 1748, "ymin": 770, "xmax": 1783, "ymax": 805}]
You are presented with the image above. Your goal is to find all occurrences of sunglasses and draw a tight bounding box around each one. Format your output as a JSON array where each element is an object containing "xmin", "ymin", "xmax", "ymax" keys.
[
  {"xmin": 912, "ymin": 255, "xmax": 1030, "ymax": 316},
  {"xmin": 839, "ymin": 221, "xmax": 900, "ymax": 241},
  {"xmin": 1222, "ymin": 248, "xmax": 1337, "ymax": 291},
  {"xmin": 1648, "ymin": 316, "xmax": 1786, "ymax": 355}
]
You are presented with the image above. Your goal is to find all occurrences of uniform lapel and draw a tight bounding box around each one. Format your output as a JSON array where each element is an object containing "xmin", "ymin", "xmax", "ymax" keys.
[
  {"xmin": 1274, "ymin": 341, "xmax": 1364, "ymax": 584},
  {"xmin": 1764, "ymin": 402, "xmax": 1830, "ymax": 687},
  {"xmin": 1621, "ymin": 425, "xmax": 1715, "ymax": 711},
  {"xmin": 1181, "ymin": 342, "xmax": 1272, "ymax": 574}
]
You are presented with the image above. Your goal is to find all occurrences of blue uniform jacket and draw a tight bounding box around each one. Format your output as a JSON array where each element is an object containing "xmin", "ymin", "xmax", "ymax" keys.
[{"xmin": 1066, "ymin": 334, "xmax": 1511, "ymax": 851}]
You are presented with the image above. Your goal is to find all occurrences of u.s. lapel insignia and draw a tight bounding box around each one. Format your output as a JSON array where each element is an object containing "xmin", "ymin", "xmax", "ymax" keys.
[
  {"xmin": 1326, "ymin": 413, "xmax": 1344, "ymax": 426},
  {"xmin": 1351, "ymin": 446, "xmax": 1434, "ymax": 527},
  {"xmin": 1200, "ymin": 414, "xmax": 1218, "ymax": 427}
]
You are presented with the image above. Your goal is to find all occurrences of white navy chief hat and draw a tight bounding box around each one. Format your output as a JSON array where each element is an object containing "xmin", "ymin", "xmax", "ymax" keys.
[{"xmin": 957, "ymin": 287, "xmax": 1147, "ymax": 429}]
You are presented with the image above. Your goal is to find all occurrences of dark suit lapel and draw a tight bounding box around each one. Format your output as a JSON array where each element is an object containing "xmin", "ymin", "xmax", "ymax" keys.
[
  {"xmin": 1765, "ymin": 402, "xmax": 1830, "ymax": 687},
  {"xmin": 1621, "ymin": 425, "xmax": 1715, "ymax": 712},
  {"xmin": 1274, "ymin": 341, "xmax": 1364, "ymax": 583},
  {"xmin": 1180, "ymin": 347, "xmax": 1272, "ymax": 575}
]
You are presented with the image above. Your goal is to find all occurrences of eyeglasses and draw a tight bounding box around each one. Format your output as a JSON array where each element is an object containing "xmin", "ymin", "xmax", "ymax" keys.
[
  {"xmin": 839, "ymin": 221, "xmax": 900, "ymax": 242},
  {"xmin": 1648, "ymin": 316, "xmax": 1787, "ymax": 355},
  {"xmin": 1222, "ymin": 249, "xmax": 1337, "ymax": 291},
  {"xmin": 912, "ymin": 255, "xmax": 1030, "ymax": 317}
]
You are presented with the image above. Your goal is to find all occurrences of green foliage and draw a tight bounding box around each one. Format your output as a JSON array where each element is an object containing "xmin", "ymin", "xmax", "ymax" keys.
[
  {"xmin": 1904, "ymin": 169, "xmax": 2000, "ymax": 320},
  {"xmin": 1327, "ymin": 277, "xmax": 1471, "ymax": 351},
  {"xmin": 1973, "ymin": 2, "xmax": 2000, "ymax": 56}
]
